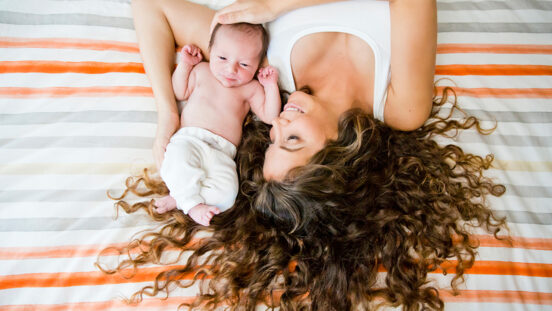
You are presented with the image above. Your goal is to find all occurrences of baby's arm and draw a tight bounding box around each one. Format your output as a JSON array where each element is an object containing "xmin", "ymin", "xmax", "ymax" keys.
[
  {"xmin": 172, "ymin": 44, "xmax": 203, "ymax": 100},
  {"xmin": 250, "ymin": 66, "xmax": 281, "ymax": 123}
]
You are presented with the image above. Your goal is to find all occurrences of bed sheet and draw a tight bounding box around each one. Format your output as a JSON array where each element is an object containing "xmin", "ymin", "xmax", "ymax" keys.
[{"xmin": 0, "ymin": 0, "xmax": 551, "ymax": 310}]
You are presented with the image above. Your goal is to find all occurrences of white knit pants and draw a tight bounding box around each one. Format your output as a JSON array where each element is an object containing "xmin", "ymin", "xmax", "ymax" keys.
[{"xmin": 160, "ymin": 127, "xmax": 238, "ymax": 213}]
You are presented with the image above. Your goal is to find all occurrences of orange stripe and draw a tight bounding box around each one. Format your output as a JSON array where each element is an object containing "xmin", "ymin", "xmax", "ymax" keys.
[
  {"xmin": 0, "ymin": 61, "xmax": 144, "ymax": 74},
  {"xmin": 442, "ymin": 290, "xmax": 552, "ymax": 305},
  {"xmin": 435, "ymin": 86, "xmax": 552, "ymax": 98},
  {"xmin": 435, "ymin": 64, "xmax": 552, "ymax": 76},
  {"xmin": 437, "ymin": 44, "xmax": 552, "ymax": 55},
  {"xmin": 0, "ymin": 37, "xmax": 140, "ymax": 53},
  {"xmin": 0, "ymin": 86, "xmax": 152, "ymax": 97},
  {"xmin": 1, "ymin": 261, "xmax": 548, "ymax": 290},
  {"xmin": 0, "ymin": 265, "xmax": 209, "ymax": 290},
  {"xmin": 436, "ymin": 261, "xmax": 552, "ymax": 277},
  {"xmin": 475, "ymin": 235, "xmax": 552, "ymax": 251}
]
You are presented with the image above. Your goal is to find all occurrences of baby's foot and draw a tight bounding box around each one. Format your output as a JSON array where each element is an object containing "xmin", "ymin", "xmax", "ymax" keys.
[
  {"xmin": 188, "ymin": 204, "xmax": 220, "ymax": 226},
  {"xmin": 154, "ymin": 195, "xmax": 177, "ymax": 214}
]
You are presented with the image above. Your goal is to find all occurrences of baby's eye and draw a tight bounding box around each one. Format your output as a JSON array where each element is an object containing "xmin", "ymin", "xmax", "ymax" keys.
[
  {"xmin": 218, "ymin": 56, "xmax": 226, "ymax": 60},
  {"xmin": 240, "ymin": 63, "xmax": 249, "ymax": 67}
]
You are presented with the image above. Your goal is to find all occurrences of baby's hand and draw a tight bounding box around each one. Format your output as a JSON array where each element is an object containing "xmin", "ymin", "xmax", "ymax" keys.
[
  {"xmin": 179, "ymin": 44, "xmax": 203, "ymax": 66},
  {"xmin": 257, "ymin": 66, "xmax": 278, "ymax": 87},
  {"xmin": 188, "ymin": 204, "xmax": 220, "ymax": 226}
]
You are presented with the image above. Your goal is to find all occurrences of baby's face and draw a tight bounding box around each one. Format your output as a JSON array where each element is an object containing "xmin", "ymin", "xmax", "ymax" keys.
[{"xmin": 209, "ymin": 27, "xmax": 262, "ymax": 88}]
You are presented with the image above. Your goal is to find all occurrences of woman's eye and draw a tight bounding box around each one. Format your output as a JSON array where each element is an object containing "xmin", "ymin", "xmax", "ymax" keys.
[{"xmin": 287, "ymin": 135, "xmax": 299, "ymax": 142}]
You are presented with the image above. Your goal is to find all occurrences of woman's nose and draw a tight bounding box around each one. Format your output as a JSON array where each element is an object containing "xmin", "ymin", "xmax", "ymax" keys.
[{"xmin": 271, "ymin": 117, "xmax": 289, "ymax": 142}]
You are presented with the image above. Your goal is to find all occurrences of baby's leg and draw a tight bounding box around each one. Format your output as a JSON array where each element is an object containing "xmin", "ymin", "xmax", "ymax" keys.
[
  {"xmin": 154, "ymin": 195, "xmax": 177, "ymax": 213},
  {"xmin": 188, "ymin": 204, "xmax": 220, "ymax": 226}
]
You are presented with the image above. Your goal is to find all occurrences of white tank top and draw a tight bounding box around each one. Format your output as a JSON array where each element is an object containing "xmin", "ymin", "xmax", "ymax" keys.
[{"xmin": 266, "ymin": 0, "xmax": 391, "ymax": 122}]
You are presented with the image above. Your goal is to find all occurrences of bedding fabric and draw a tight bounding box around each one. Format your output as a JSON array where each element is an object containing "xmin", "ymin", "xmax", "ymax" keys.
[{"xmin": 0, "ymin": 0, "xmax": 551, "ymax": 310}]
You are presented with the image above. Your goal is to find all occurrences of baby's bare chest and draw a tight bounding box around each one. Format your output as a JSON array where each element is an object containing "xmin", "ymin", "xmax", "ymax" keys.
[{"xmin": 189, "ymin": 74, "xmax": 250, "ymax": 116}]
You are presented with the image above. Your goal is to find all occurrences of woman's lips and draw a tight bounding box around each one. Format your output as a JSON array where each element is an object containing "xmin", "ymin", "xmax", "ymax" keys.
[{"xmin": 283, "ymin": 103, "xmax": 304, "ymax": 113}]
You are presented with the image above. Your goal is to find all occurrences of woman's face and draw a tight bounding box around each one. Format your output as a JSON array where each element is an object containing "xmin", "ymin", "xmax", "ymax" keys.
[{"xmin": 263, "ymin": 91, "xmax": 339, "ymax": 180}]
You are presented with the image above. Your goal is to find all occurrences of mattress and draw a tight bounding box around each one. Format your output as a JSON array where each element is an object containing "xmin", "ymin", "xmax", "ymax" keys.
[{"xmin": 0, "ymin": 0, "xmax": 550, "ymax": 310}]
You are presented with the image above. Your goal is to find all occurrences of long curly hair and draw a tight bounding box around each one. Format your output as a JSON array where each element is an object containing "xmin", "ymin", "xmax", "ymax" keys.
[{"xmin": 97, "ymin": 87, "xmax": 507, "ymax": 310}]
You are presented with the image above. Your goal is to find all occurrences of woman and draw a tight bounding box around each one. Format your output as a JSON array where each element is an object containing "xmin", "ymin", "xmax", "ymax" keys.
[
  {"xmin": 133, "ymin": 0, "xmax": 436, "ymax": 171},
  {"xmin": 98, "ymin": 0, "xmax": 507, "ymax": 310}
]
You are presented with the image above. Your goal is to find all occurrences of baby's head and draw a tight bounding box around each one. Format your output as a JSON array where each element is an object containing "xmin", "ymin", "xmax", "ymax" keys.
[{"xmin": 208, "ymin": 23, "xmax": 268, "ymax": 87}]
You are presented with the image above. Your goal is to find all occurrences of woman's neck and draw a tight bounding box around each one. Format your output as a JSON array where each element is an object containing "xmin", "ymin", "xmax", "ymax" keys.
[{"xmin": 291, "ymin": 32, "xmax": 375, "ymax": 115}]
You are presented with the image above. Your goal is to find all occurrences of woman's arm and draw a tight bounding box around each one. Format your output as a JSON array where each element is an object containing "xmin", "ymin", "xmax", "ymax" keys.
[
  {"xmin": 131, "ymin": 0, "xmax": 214, "ymax": 169},
  {"xmin": 384, "ymin": 0, "xmax": 437, "ymax": 131}
]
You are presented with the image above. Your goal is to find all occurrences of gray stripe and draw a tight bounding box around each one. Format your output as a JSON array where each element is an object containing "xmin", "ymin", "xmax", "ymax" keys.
[
  {"xmin": 0, "ymin": 111, "xmax": 156, "ymax": 125},
  {"xmin": 0, "ymin": 136, "xmax": 153, "ymax": 149},
  {"xmin": 438, "ymin": 109, "xmax": 552, "ymax": 124},
  {"xmin": 438, "ymin": 22, "xmax": 552, "ymax": 33},
  {"xmin": 0, "ymin": 11, "xmax": 133, "ymax": 29},
  {"xmin": 0, "ymin": 189, "xmax": 120, "ymax": 202},
  {"xmin": 494, "ymin": 210, "xmax": 552, "ymax": 225},
  {"xmin": 438, "ymin": 0, "xmax": 552, "ymax": 11},
  {"xmin": 0, "ymin": 215, "xmax": 156, "ymax": 232},
  {"xmin": 453, "ymin": 131, "xmax": 552, "ymax": 147},
  {"xmin": 504, "ymin": 184, "xmax": 552, "ymax": 198}
]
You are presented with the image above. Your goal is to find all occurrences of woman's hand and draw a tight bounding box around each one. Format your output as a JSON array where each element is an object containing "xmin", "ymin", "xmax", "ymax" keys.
[
  {"xmin": 210, "ymin": 0, "xmax": 279, "ymax": 33},
  {"xmin": 153, "ymin": 113, "xmax": 180, "ymax": 170}
]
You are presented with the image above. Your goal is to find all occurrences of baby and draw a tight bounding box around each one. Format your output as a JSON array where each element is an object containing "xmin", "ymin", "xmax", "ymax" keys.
[{"xmin": 154, "ymin": 23, "xmax": 280, "ymax": 226}]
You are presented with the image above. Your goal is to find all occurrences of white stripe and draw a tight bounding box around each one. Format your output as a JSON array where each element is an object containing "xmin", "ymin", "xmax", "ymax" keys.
[
  {"xmin": 471, "ymin": 223, "xmax": 552, "ymax": 239},
  {"xmin": 461, "ymin": 122, "xmax": 552, "ymax": 136},
  {"xmin": 439, "ymin": 98, "xmax": 552, "ymax": 113},
  {"xmin": 0, "ymin": 174, "xmax": 137, "ymax": 190},
  {"xmin": 0, "ymin": 149, "xmax": 153, "ymax": 164},
  {"xmin": 446, "ymin": 303, "xmax": 551, "ymax": 311},
  {"xmin": 0, "ymin": 123, "xmax": 155, "ymax": 138},
  {"xmin": 1, "ymin": 0, "xmax": 132, "ymax": 17},
  {"xmin": 438, "ymin": 10, "xmax": 552, "ymax": 23},
  {"xmin": 0, "ymin": 227, "xmax": 155, "ymax": 247},
  {"xmin": 0, "ymin": 283, "xmax": 202, "ymax": 306},
  {"xmin": 1, "ymin": 252, "xmax": 187, "ymax": 274},
  {"xmin": 0, "ymin": 97, "xmax": 155, "ymax": 113},
  {"xmin": 438, "ymin": 32, "xmax": 552, "ymax": 45},
  {"xmin": 0, "ymin": 48, "xmax": 141, "ymax": 62},
  {"xmin": 437, "ymin": 53, "xmax": 552, "ymax": 66},
  {"xmin": 434, "ymin": 140, "xmax": 552, "ymax": 162},
  {"xmin": 429, "ymin": 272, "xmax": 552, "ymax": 293},
  {"xmin": 0, "ymin": 72, "xmax": 149, "ymax": 88},
  {"xmin": 0, "ymin": 202, "xmax": 125, "ymax": 218},
  {"xmin": 0, "ymin": 25, "xmax": 136, "ymax": 42},
  {"xmin": 434, "ymin": 75, "xmax": 552, "ymax": 89},
  {"xmin": 487, "ymin": 196, "xmax": 552, "ymax": 214},
  {"xmin": 477, "ymin": 247, "xmax": 552, "ymax": 264}
]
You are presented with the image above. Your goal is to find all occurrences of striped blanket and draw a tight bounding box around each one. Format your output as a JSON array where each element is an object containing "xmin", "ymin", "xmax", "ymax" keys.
[{"xmin": 0, "ymin": 0, "xmax": 550, "ymax": 310}]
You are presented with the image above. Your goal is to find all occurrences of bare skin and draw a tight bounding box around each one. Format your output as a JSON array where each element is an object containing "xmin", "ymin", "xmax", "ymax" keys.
[{"xmin": 131, "ymin": 0, "xmax": 437, "ymax": 177}]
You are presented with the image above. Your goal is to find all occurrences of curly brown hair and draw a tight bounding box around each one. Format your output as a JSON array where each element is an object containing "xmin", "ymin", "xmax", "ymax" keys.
[{"xmin": 97, "ymin": 87, "xmax": 508, "ymax": 310}]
